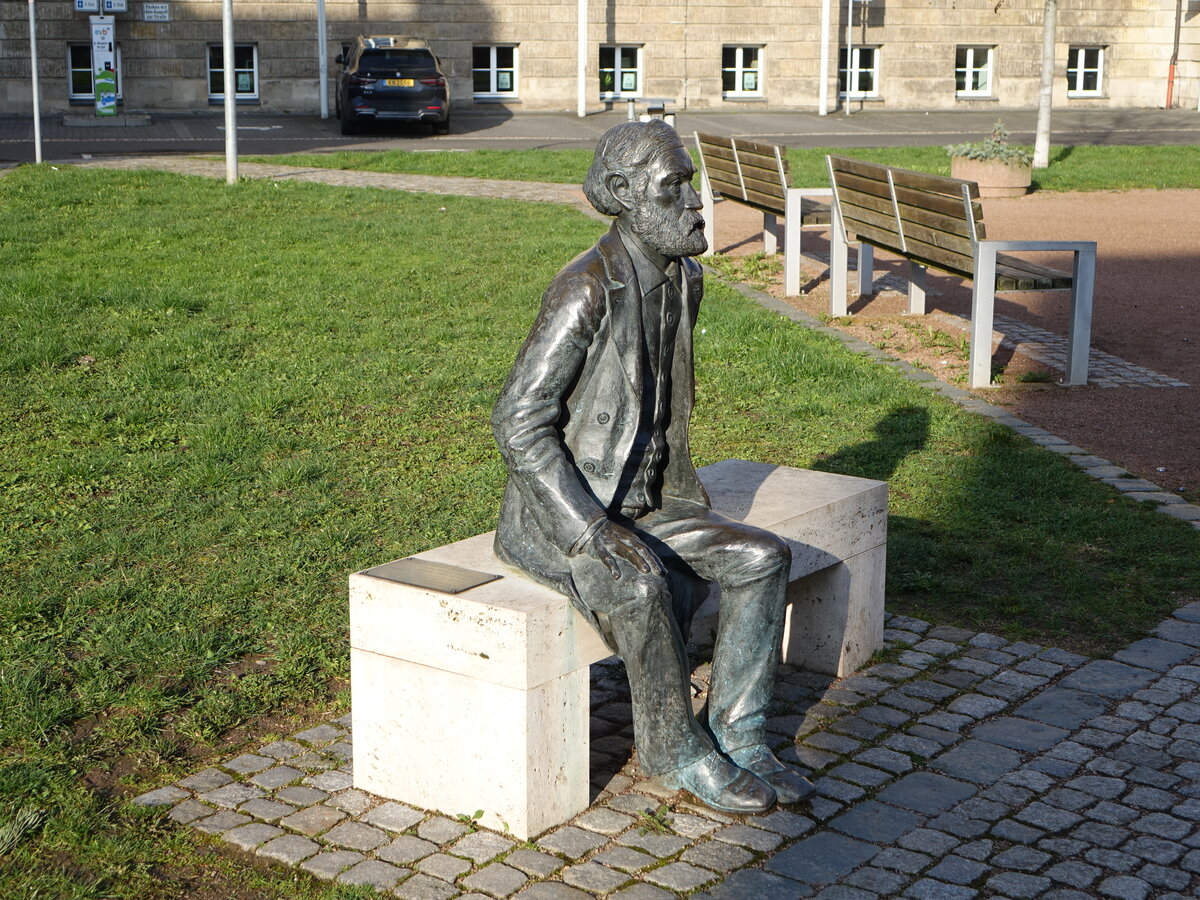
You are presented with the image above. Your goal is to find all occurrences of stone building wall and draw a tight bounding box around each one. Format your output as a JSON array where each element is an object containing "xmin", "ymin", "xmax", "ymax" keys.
[{"xmin": 0, "ymin": 0, "xmax": 1197, "ymax": 115}]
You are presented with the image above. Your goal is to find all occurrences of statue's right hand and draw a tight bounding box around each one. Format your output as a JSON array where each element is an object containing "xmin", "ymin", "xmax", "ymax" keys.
[{"xmin": 585, "ymin": 521, "xmax": 664, "ymax": 581}]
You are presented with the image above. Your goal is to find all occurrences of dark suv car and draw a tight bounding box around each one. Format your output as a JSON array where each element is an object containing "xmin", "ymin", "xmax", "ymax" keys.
[{"xmin": 335, "ymin": 35, "xmax": 450, "ymax": 135}]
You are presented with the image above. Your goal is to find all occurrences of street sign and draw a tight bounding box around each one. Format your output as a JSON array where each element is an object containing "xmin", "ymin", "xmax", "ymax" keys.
[
  {"xmin": 103, "ymin": 0, "xmax": 128, "ymax": 11},
  {"xmin": 142, "ymin": 2, "xmax": 168, "ymax": 20},
  {"xmin": 75, "ymin": 0, "xmax": 100, "ymax": 11}
]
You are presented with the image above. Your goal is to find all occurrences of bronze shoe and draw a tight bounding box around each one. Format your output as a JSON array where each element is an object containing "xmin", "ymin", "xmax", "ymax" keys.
[
  {"xmin": 727, "ymin": 745, "xmax": 816, "ymax": 804},
  {"xmin": 658, "ymin": 750, "xmax": 776, "ymax": 814}
]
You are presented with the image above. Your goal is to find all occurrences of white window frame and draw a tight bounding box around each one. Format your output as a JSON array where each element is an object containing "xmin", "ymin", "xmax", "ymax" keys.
[
  {"xmin": 67, "ymin": 43, "xmax": 123, "ymax": 101},
  {"xmin": 838, "ymin": 46, "xmax": 879, "ymax": 99},
  {"xmin": 1067, "ymin": 46, "xmax": 1104, "ymax": 97},
  {"xmin": 472, "ymin": 44, "xmax": 519, "ymax": 98},
  {"xmin": 599, "ymin": 45, "xmax": 642, "ymax": 99},
  {"xmin": 207, "ymin": 43, "xmax": 260, "ymax": 101},
  {"xmin": 722, "ymin": 45, "xmax": 763, "ymax": 98},
  {"xmin": 955, "ymin": 45, "xmax": 993, "ymax": 98}
]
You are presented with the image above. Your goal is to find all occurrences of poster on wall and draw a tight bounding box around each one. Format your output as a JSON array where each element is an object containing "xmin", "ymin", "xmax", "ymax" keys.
[{"xmin": 90, "ymin": 15, "xmax": 117, "ymax": 116}]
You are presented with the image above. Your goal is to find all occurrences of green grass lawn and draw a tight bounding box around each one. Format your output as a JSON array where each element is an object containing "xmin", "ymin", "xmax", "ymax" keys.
[
  {"xmin": 247, "ymin": 144, "xmax": 1200, "ymax": 192},
  {"xmin": 1, "ymin": 166, "xmax": 1198, "ymax": 898}
]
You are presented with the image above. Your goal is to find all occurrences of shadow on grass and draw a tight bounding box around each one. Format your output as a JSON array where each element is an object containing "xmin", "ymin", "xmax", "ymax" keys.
[{"xmin": 809, "ymin": 406, "xmax": 930, "ymax": 483}]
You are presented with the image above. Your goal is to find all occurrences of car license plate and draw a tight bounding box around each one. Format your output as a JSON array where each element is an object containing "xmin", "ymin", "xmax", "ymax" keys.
[{"xmin": 384, "ymin": 78, "xmax": 413, "ymax": 87}]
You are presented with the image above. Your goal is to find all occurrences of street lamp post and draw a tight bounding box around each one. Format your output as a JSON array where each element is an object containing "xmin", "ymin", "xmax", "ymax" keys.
[
  {"xmin": 28, "ymin": 0, "xmax": 43, "ymax": 163},
  {"xmin": 222, "ymin": 0, "xmax": 237, "ymax": 183}
]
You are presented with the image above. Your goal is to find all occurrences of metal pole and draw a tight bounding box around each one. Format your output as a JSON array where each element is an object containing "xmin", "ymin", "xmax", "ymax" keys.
[
  {"xmin": 317, "ymin": 0, "xmax": 328, "ymax": 119},
  {"xmin": 844, "ymin": 0, "xmax": 853, "ymax": 115},
  {"xmin": 1032, "ymin": 0, "xmax": 1056, "ymax": 169},
  {"xmin": 28, "ymin": 0, "xmax": 42, "ymax": 163},
  {"xmin": 576, "ymin": 0, "xmax": 587, "ymax": 117},
  {"xmin": 818, "ymin": 0, "xmax": 831, "ymax": 114},
  {"xmin": 222, "ymin": 0, "xmax": 237, "ymax": 183}
]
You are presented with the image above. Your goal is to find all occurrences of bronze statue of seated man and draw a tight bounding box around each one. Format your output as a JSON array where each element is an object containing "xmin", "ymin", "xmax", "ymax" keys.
[{"xmin": 491, "ymin": 120, "xmax": 813, "ymax": 813}]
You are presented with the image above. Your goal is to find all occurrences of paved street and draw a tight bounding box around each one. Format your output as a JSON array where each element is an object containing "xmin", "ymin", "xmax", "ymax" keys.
[{"xmin": 2, "ymin": 107, "xmax": 1199, "ymax": 163}]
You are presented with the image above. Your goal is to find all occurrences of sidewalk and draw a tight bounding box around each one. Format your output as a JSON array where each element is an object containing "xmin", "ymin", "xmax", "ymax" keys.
[{"xmin": 4, "ymin": 107, "xmax": 1200, "ymax": 163}]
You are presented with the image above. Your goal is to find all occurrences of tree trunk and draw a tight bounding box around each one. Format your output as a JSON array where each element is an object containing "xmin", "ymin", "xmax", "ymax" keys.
[{"xmin": 1033, "ymin": 0, "xmax": 1057, "ymax": 170}]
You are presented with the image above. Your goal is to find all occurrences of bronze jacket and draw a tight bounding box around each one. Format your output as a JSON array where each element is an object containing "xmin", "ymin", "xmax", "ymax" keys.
[{"xmin": 491, "ymin": 223, "xmax": 711, "ymax": 593}]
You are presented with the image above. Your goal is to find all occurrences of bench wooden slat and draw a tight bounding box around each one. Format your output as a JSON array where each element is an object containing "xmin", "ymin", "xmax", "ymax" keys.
[
  {"xmin": 838, "ymin": 199, "xmax": 976, "ymax": 259},
  {"xmin": 830, "ymin": 155, "xmax": 980, "ymax": 201},
  {"xmin": 889, "ymin": 166, "xmax": 981, "ymax": 200},
  {"xmin": 834, "ymin": 171, "xmax": 984, "ymax": 224},
  {"xmin": 799, "ymin": 197, "xmax": 832, "ymax": 226},
  {"xmin": 995, "ymin": 254, "xmax": 1074, "ymax": 290},
  {"xmin": 700, "ymin": 142, "xmax": 779, "ymax": 170}
]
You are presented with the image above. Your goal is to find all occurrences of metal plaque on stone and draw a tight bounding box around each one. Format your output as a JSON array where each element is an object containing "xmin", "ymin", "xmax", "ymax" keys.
[{"xmin": 360, "ymin": 558, "xmax": 501, "ymax": 594}]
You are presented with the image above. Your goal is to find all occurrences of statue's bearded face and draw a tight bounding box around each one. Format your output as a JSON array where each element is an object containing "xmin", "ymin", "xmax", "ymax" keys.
[{"xmin": 628, "ymin": 145, "xmax": 708, "ymax": 259}]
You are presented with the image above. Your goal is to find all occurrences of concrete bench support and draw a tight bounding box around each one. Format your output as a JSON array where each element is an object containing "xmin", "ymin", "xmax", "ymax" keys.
[{"xmin": 349, "ymin": 460, "xmax": 886, "ymax": 839}]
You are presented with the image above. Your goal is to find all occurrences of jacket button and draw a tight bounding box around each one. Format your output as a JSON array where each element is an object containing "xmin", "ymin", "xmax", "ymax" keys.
[
  {"xmin": 583, "ymin": 462, "xmax": 596, "ymax": 473},
  {"xmin": 597, "ymin": 412, "xmax": 610, "ymax": 424}
]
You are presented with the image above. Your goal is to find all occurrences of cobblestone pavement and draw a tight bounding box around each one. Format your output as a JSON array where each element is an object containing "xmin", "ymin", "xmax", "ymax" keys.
[
  {"xmin": 136, "ymin": 605, "xmax": 1200, "ymax": 899},
  {"xmin": 987, "ymin": 314, "xmax": 1188, "ymax": 389}
]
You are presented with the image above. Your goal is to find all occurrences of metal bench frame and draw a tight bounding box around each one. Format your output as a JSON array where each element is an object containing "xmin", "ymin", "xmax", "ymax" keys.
[
  {"xmin": 826, "ymin": 155, "xmax": 1097, "ymax": 388},
  {"xmin": 694, "ymin": 133, "xmax": 831, "ymax": 297}
]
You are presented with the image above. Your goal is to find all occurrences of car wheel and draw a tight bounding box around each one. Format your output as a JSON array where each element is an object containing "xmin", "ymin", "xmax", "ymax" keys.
[
  {"xmin": 432, "ymin": 116, "xmax": 450, "ymax": 135},
  {"xmin": 340, "ymin": 108, "xmax": 358, "ymax": 136}
]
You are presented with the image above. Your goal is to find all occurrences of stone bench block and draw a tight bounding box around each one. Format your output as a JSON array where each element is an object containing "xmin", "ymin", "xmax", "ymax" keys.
[{"xmin": 349, "ymin": 460, "xmax": 886, "ymax": 838}]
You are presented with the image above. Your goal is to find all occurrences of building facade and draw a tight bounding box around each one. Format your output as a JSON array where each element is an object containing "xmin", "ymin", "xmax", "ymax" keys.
[{"xmin": 2, "ymin": 0, "xmax": 1198, "ymax": 116}]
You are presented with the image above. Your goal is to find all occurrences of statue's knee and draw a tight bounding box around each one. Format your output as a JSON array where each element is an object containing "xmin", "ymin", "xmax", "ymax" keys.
[
  {"xmin": 746, "ymin": 531, "xmax": 790, "ymax": 578},
  {"xmin": 608, "ymin": 571, "xmax": 673, "ymax": 620}
]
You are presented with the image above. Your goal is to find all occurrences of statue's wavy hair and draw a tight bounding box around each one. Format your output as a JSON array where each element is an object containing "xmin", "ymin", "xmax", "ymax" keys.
[{"xmin": 582, "ymin": 120, "xmax": 683, "ymax": 217}]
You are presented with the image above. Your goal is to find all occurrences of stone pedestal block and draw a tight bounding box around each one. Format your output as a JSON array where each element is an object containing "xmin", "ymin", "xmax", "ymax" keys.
[{"xmin": 349, "ymin": 460, "xmax": 886, "ymax": 838}]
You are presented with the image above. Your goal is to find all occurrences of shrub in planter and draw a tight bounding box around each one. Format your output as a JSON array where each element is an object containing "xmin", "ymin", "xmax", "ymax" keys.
[{"xmin": 946, "ymin": 121, "xmax": 1033, "ymax": 198}]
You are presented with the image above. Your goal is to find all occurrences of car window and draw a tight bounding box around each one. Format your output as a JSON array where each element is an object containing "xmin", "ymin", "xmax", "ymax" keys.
[{"xmin": 358, "ymin": 49, "xmax": 437, "ymax": 72}]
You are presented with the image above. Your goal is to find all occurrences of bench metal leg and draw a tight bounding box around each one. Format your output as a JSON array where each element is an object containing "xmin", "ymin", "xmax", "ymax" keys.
[
  {"xmin": 1066, "ymin": 247, "xmax": 1096, "ymax": 385},
  {"xmin": 763, "ymin": 212, "xmax": 779, "ymax": 255},
  {"xmin": 969, "ymin": 246, "xmax": 999, "ymax": 388},
  {"xmin": 830, "ymin": 206, "xmax": 849, "ymax": 317},
  {"xmin": 907, "ymin": 262, "xmax": 927, "ymax": 315},
  {"xmin": 857, "ymin": 244, "xmax": 874, "ymax": 296},
  {"xmin": 784, "ymin": 189, "xmax": 802, "ymax": 297}
]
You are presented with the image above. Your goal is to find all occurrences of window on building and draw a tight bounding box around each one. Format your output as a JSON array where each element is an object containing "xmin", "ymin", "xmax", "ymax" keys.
[
  {"xmin": 955, "ymin": 46, "xmax": 993, "ymax": 97},
  {"xmin": 722, "ymin": 46, "xmax": 763, "ymax": 97},
  {"xmin": 207, "ymin": 44, "xmax": 259, "ymax": 101},
  {"xmin": 473, "ymin": 45, "xmax": 518, "ymax": 97},
  {"xmin": 67, "ymin": 44, "xmax": 123, "ymax": 100},
  {"xmin": 838, "ymin": 47, "xmax": 879, "ymax": 98},
  {"xmin": 599, "ymin": 46, "xmax": 641, "ymax": 98},
  {"xmin": 1067, "ymin": 46, "xmax": 1104, "ymax": 97}
]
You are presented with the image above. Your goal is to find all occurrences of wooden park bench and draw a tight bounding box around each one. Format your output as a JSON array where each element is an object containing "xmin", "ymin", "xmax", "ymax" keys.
[
  {"xmin": 694, "ymin": 133, "xmax": 832, "ymax": 297},
  {"xmin": 825, "ymin": 155, "xmax": 1097, "ymax": 388}
]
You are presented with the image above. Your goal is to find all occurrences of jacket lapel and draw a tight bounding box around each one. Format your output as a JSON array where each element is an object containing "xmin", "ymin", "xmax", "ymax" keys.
[{"xmin": 598, "ymin": 225, "xmax": 643, "ymax": 393}]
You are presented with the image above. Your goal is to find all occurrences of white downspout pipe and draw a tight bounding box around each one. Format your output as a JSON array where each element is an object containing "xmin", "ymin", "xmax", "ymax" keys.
[
  {"xmin": 577, "ymin": 0, "xmax": 587, "ymax": 117},
  {"xmin": 844, "ymin": 0, "xmax": 853, "ymax": 115},
  {"xmin": 818, "ymin": 0, "xmax": 831, "ymax": 114}
]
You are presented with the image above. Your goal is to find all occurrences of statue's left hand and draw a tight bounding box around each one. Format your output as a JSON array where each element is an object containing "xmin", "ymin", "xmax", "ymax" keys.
[{"xmin": 582, "ymin": 521, "xmax": 666, "ymax": 581}]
